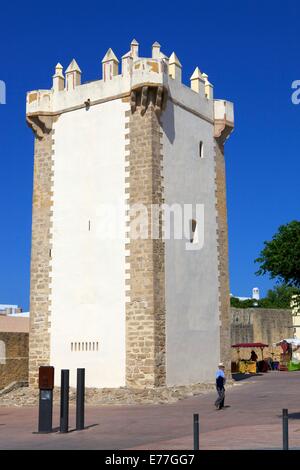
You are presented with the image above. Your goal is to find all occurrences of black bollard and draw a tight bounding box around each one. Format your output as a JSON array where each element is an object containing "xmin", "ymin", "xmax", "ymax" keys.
[
  {"xmin": 60, "ymin": 369, "xmax": 69, "ymax": 433},
  {"xmin": 193, "ymin": 413, "xmax": 199, "ymax": 450},
  {"xmin": 282, "ymin": 408, "xmax": 289, "ymax": 450},
  {"xmin": 38, "ymin": 366, "xmax": 54, "ymax": 433},
  {"xmin": 76, "ymin": 368, "xmax": 85, "ymax": 430}
]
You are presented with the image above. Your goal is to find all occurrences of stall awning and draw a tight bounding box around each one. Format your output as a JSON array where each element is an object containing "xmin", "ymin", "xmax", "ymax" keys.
[{"xmin": 274, "ymin": 339, "xmax": 300, "ymax": 347}]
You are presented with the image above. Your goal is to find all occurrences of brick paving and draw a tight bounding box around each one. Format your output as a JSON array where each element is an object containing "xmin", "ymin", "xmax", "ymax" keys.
[{"xmin": 0, "ymin": 371, "xmax": 300, "ymax": 450}]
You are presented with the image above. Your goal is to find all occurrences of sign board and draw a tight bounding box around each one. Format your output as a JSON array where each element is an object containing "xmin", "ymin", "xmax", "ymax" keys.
[{"xmin": 38, "ymin": 366, "xmax": 54, "ymax": 390}]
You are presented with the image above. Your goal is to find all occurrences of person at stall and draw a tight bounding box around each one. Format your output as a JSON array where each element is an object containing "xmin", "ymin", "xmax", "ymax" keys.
[
  {"xmin": 266, "ymin": 357, "xmax": 273, "ymax": 370},
  {"xmin": 250, "ymin": 350, "xmax": 258, "ymax": 362},
  {"xmin": 249, "ymin": 349, "xmax": 258, "ymax": 372}
]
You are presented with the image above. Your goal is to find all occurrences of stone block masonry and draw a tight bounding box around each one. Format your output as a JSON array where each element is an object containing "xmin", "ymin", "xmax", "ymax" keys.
[
  {"xmin": 0, "ymin": 333, "xmax": 29, "ymax": 390},
  {"xmin": 231, "ymin": 308, "xmax": 293, "ymax": 361},
  {"xmin": 215, "ymin": 139, "xmax": 231, "ymax": 373},
  {"xmin": 126, "ymin": 88, "xmax": 166, "ymax": 388},
  {"xmin": 27, "ymin": 119, "xmax": 56, "ymax": 387}
]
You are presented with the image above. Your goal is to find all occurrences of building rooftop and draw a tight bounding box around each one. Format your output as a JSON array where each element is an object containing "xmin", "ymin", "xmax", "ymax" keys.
[{"xmin": 0, "ymin": 315, "xmax": 29, "ymax": 333}]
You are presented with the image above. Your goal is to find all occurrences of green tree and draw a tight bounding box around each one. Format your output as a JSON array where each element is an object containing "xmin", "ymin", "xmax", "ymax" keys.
[
  {"xmin": 230, "ymin": 285, "xmax": 300, "ymax": 309},
  {"xmin": 255, "ymin": 220, "xmax": 300, "ymax": 288},
  {"xmin": 230, "ymin": 297, "xmax": 258, "ymax": 308},
  {"xmin": 258, "ymin": 285, "xmax": 300, "ymax": 309}
]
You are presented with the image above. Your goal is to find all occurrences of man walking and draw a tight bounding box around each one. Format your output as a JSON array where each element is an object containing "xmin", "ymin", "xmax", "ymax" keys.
[{"xmin": 215, "ymin": 362, "xmax": 226, "ymax": 410}]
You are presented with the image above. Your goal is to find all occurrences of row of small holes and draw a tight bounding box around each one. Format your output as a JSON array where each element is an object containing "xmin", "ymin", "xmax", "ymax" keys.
[{"xmin": 71, "ymin": 342, "xmax": 99, "ymax": 352}]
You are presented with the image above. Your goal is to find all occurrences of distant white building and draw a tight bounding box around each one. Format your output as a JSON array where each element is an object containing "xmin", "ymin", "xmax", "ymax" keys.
[
  {"xmin": 252, "ymin": 288, "xmax": 260, "ymax": 301},
  {"xmin": 0, "ymin": 305, "xmax": 29, "ymax": 318},
  {"xmin": 231, "ymin": 287, "xmax": 260, "ymax": 302},
  {"xmin": 0, "ymin": 304, "xmax": 21, "ymax": 315}
]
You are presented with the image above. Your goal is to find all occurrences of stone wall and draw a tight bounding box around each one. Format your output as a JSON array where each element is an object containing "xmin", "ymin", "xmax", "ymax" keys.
[
  {"xmin": 28, "ymin": 120, "xmax": 55, "ymax": 387},
  {"xmin": 0, "ymin": 333, "xmax": 29, "ymax": 390},
  {"xmin": 231, "ymin": 307, "xmax": 293, "ymax": 361},
  {"xmin": 126, "ymin": 87, "xmax": 166, "ymax": 388},
  {"xmin": 215, "ymin": 140, "xmax": 231, "ymax": 372},
  {"xmin": 1, "ymin": 380, "xmax": 231, "ymax": 407}
]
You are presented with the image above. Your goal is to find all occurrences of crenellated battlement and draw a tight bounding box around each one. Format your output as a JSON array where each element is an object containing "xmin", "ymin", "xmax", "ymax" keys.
[{"xmin": 26, "ymin": 39, "xmax": 234, "ymax": 142}]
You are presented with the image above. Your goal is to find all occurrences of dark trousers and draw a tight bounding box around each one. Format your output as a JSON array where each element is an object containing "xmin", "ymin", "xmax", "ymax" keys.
[{"xmin": 215, "ymin": 387, "xmax": 225, "ymax": 409}]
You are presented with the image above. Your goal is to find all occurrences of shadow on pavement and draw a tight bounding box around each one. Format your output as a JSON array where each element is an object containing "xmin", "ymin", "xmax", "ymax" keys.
[
  {"xmin": 68, "ymin": 423, "xmax": 99, "ymax": 433},
  {"xmin": 232, "ymin": 373, "xmax": 263, "ymax": 382},
  {"xmin": 275, "ymin": 412, "xmax": 300, "ymax": 420},
  {"xmin": 32, "ymin": 424, "xmax": 99, "ymax": 434},
  {"xmin": 286, "ymin": 412, "xmax": 300, "ymax": 420}
]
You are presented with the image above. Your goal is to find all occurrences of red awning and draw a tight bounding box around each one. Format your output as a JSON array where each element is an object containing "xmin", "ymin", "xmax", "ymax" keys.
[{"xmin": 231, "ymin": 343, "xmax": 269, "ymax": 348}]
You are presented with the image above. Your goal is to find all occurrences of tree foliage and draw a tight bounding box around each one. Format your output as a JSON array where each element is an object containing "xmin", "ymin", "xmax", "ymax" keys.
[
  {"xmin": 230, "ymin": 297, "xmax": 258, "ymax": 309},
  {"xmin": 259, "ymin": 285, "xmax": 300, "ymax": 309},
  {"xmin": 255, "ymin": 220, "xmax": 300, "ymax": 287},
  {"xmin": 230, "ymin": 284, "xmax": 300, "ymax": 309}
]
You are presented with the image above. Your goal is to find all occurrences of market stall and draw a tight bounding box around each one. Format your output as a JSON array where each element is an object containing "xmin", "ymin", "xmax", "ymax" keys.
[
  {"xmin": 275, "ymin": 338, "xmax": 300, "ymax": 371},
  {"xmin": 231, "ymin": 342, "xmax": 269, "ymax": 374}
]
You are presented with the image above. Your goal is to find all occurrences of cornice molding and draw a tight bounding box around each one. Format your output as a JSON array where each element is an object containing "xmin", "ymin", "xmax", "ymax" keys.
[
  {"xmin": 130, "ymin": 85, "xmax": 167, "ymax": 115},
  {"xmin": 214, "ymin": 118, "xmax": 234, "ymax": 145},
  {"xmin": 26, "ymin": 114, "xmax": 56, "ymax": 139}
]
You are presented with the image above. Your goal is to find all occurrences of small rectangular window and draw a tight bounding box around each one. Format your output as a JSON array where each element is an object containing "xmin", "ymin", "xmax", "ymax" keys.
[
  {"xmin": 190, "ymin": 219, "xmax": 197, "ymax": 243},
  {"xmin": 199, "ymin": 141, "xmax": 204, "ymax": 158}
]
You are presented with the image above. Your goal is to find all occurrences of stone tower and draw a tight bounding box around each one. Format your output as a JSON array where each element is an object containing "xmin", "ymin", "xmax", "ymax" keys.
[{"xmin": 26, "ymin": 40, "xmax": 234, "ymax": 390}]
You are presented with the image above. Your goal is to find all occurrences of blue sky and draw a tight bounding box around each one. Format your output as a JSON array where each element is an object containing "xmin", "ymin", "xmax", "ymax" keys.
[{"xmin": 0, "ymin": 0, "xmax": 299, "ymax": 310}]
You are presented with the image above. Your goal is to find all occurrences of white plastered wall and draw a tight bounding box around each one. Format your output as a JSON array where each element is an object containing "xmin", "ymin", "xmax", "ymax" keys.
[
  {"xmin": 50, "ymin": 98, "xmax": 129, "ymax": 388},
  {"xmin": 162, "ymin": 97, "xmax": 220, "ymax": 386}
]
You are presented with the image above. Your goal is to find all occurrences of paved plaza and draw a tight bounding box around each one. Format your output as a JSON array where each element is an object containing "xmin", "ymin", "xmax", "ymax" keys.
[{"xmin": 1, "ymin": 372, "xmax": 300, "ymax": 450}]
